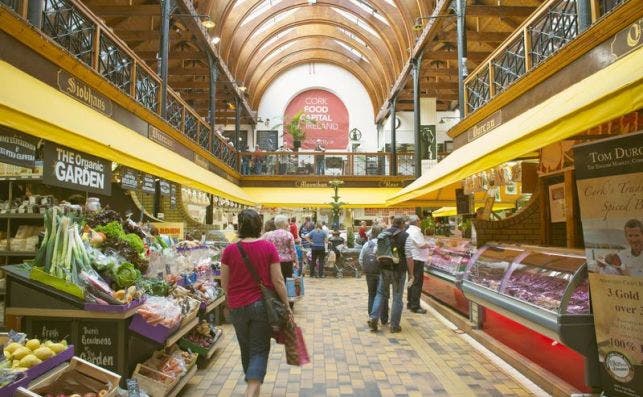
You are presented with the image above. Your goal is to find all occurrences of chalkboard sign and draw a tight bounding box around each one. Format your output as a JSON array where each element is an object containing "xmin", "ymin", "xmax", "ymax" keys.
[
  {"xmin": 121, "ymin": 168, "xmax": 139, "ymax": 190},
  {"xmin": 170, "ymin": 183, "xmax": 177, "ymax": 209},
  {"xmin": 456, "ymin": 188, "xmax": 474, "ymax": 215},
  {"xmin": 256, "ymin": 130, "xmax": 278, "ymax": 151},
  {"xmin": 0, "ymin": 126, "xmax": 37, "ymax": 168},
  {"xmin": 29, "ymin": 318, "xmax": 72, "ymax": 343},
  {"xmin": 78, "ymin": 321, "xmax": 118, "ymax": 371},
  {"xmin": 142, "ymin": 174, "xmax": 156, "ymax": 194}
]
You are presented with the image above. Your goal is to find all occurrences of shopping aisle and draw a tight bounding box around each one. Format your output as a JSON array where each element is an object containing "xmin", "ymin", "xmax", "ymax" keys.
[{"xmin": 181, "ymin": 277, "xmax": 545, "ymax": 397}]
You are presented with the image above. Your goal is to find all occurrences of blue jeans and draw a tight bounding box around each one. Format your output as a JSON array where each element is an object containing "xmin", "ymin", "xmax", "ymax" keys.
[
  {"xmin": 366, "ymin": 273, "xmax": 388, "ymax": 322},
  {"xmin": 370, "ymin": 269, "xmax": 406, "ymax": 328},
  {"xmin": 230, "ymin": 300, "xmax": 272, "ymax": 382}
]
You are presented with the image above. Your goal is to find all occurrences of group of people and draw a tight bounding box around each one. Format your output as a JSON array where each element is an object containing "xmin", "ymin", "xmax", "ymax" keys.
[
  {"xmin": 239, "ymin": 139, "xmax": 328, "ymax": 176},
  {"xmin": 359, "ymin": 215, "xmax": 433, "ymax": 334},
  {"xmin": 219, "ymin": 210, "xmax": 434, "ymax": 396}
]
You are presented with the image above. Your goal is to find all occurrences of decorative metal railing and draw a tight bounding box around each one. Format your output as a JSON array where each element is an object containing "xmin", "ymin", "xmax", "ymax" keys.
[
  {"xmin": 0, "ymin": 0, "xmax": 237, "ymax": 171},
  {"xmin": 464, "ymin": 0, "xmax": 630, "ymax": 115},
  {"xmin": 238, "ymin": 152, "xmax": 415, "ymax": 177}
]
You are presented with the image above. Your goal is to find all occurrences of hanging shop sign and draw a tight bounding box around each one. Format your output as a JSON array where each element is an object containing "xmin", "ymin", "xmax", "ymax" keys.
[
  {"xmin": 465, "ymin": 110, "xmax": 503, "ymax": 143},
  {"xmin": 0, "ymin": 127, "xmax": 37, "ymax": 168},
  {"xmin": 78, "ymin": 321, "xmax": 118, "ymax": 371},
  {"xmin": 159, "ymin": 180, "xmax": 171, "ymax": 196},
  {"xmin": 120, "ymin": 168, "xmax": 139, "ymax": 191},
  {"xmin": 574, "ymin": 131, "xmax": 643, "ymax": 397},
  {"xmin": 170, "ymin": 184, "xmax": 177, "ymax": 209},
  {"xmin": 148, "ymin": 125, "xmax": 193, "ymax": 160},
  {"xmin": 141, "ymin": 174, "xmax": 156, "ymax": 194},
  {"xmin": 43, "ymin": 142, "xmax": 112, "ymax": 195},
  {"xmin": 283, "ymin": 89, "xmax": 349, "ymax": 150},
  {"xmin": 151, "ymin": 222, "xmax": 184, "ymax": 239},
  {"xmin": 57, "ymin": 70, "xmax": 113, "ymax": 116}
]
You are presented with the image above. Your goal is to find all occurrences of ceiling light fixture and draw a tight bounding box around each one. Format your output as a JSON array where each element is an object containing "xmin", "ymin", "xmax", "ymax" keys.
[{"xmin": 211, "ymin": 36, "xmax": 221, "ymax": 45}]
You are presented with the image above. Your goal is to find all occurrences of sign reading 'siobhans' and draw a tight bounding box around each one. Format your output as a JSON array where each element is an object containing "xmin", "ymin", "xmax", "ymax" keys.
[
  {"xmin": 43, "ymin": 142, "xmax": 112, "ymax": 195},
  {"xmin": 283, "ymin": 89, "xmax": 349, "ymax": 150}
]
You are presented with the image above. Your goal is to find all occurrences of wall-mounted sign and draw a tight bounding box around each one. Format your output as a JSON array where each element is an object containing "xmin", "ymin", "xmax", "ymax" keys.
[
  {"xmin": 610, "ymin": 18, "xmax": 643, "ymax": 60},
  {"xmin": 151, "ymin": 222, "xmax": 184, "ymax": 239},
  {"xmin": 0, "ymin": 126, "xmax": 37, "ymax": 168},
  {"xmin": 283, "ymin": 89, "xmax": 349, "ymax": 150},
  {"xmin": 465, "ymin": 110, "xmax": 503, "ymax": 143},
  {"xmin": 142, "ymin": 174, "xmax": 156, "ymax": 194},
  {"xmin": 420, "ymin": 125, "xmax": 437, "ymax": 160},
  {"xmin": 121, "ymin": 168, "xmax": 139, "ymax": 191},
  {"xmin": 574, "ymin": 131, "xmax": 643, "ymax": 397},
  {"xmin": 43, "ymin": 142, "xmax": 112, "ymax": 195},
  {"xmin": 148, "ymin": 125, "xmax": 193, "ymax": 160},
  {"xmin": 256, "ymin": 130, "xmax": 278, "ymax": 151},
  {"xmin": 159, "ymin": 180, "xmax": 171, "ymax": 196},
  {"xmin": 57, "ymin": 70, "xmax": 113, "ymax": 116}
]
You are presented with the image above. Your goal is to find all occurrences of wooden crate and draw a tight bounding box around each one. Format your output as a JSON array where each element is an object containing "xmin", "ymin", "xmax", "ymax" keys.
[{"xmin": 131, "ymin": 363, "xmax": 179, "ymax": 397}]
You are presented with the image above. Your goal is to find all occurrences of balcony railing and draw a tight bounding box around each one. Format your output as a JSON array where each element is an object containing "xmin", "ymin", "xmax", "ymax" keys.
[
  {"xmin": 0, "ymin": 0, "xmax": 237, "ymax": 170},
  {"xmin": 239, "ymin": 152, "xmax": 416, "ymax": 177},
  {"xmin": 464, "ymin": 0, "xmax": 629, "ymax": 115}
]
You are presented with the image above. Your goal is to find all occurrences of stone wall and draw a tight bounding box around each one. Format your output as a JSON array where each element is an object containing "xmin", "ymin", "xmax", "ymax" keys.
[{"xmin": 473, "ymin": 193, "xmax": 542, "ymax": 247}]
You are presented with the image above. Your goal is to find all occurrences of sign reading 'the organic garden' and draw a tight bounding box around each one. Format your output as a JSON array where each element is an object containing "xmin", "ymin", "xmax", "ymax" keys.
[{"xmin": 43, "ymin": 142, "xmax": 112, "ymax": 195}]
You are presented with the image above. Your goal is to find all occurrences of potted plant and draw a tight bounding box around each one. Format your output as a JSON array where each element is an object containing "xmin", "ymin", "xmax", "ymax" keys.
[{"xmin": 274, "ymin": 111, "xmax": 315, "ymax": 151}]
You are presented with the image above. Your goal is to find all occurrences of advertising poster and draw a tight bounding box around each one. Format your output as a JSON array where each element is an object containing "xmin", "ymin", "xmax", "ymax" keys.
[
  {"xmin": 283, "ymin": 89, "xmax": 349, "ymax": 150},
  {"xmin": 574, "ymin": 131, "xmax": 643, "ymax": 397},
  {"xmin": 43, "ymin": 142, "xmax": 112, "ymax": 196}
]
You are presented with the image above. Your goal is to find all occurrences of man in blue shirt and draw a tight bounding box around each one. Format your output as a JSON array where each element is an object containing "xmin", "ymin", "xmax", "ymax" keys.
[{"xmin": 305, "ymin": 223, "xmax": 328, "ymax": 278}]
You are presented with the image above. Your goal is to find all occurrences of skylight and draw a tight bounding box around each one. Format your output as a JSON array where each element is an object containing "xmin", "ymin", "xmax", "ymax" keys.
[
  {"xmin": 349, "ymin": 0, "xmax": 389, "ymax": 25},
  {"xmin": 382, "ymin": 0, "xmax": 397, "ymax": 7},
  {"xmin": 335, "ymin": 40, "xmax": 369, "ymax": 62},
  {"xmin": 259, "ymin": 27, "xmax": 294, "ymax": 52},
  {"xmin": 251, "ymin": 9, "xmax": 297, "ymax": 38},
  {"xmin": 332, "ymin": 7, "xmax": 380, "ymax": 37},
  {"xmin": 242, "ymin": 0, "xmax": 282, "ymax": 27},
  {"xmin": 337, "ymin": 27, "xmax": 366, "ymax": 47},
  {"xmin": 264, "ymin": 41, "xmax": 295, "ymax": 61}
]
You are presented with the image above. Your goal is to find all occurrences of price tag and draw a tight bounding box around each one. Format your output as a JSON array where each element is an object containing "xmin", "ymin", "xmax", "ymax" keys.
[{"xmin": 127, "ymin": 379, "xmax": 141, "ymax": 397}]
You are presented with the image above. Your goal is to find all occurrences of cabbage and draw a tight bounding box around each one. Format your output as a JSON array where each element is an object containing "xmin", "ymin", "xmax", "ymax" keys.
[{"xmin": 112, "ymin": 262, "xmax": 141, "ymax": 289}]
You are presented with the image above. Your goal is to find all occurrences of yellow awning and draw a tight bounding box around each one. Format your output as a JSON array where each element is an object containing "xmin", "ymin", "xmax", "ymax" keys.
[
  {"xmin": 0, "ymin": 61, "xmax": 255, "ymax": 205},
  {"xmin": 387, "ymin": 46, "xmax": 643, "ymax": 206},
  {"xmin": 243, "ymin": 187, "xmax": 402, "ymax": 208},
  {"xmin": 431, "ymin": 202, "xmax": 515, "ymax": 218}
]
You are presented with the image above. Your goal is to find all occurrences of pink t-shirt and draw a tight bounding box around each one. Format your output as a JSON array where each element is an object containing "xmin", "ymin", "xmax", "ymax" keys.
[
  {"xmin": 264, "ymin": 229, "xmax": 298, "ymax": 263},
  {"xmin": 222, "ymin": 240, "xmax": 280, "ymax": 309}
]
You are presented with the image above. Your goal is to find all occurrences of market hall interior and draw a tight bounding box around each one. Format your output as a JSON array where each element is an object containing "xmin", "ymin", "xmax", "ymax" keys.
[{"xmin": 0, "ymin": 0, "xmax": 641, "ymax": 396}]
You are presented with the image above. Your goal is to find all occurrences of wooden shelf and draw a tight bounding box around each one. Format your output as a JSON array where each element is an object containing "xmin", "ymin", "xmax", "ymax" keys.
[
  {"xmin": 0, "ymin": 250, "xmax": 37, "ymax": 256},
  {"xmin": 0, "ymin": 213, "xmax": 44, "ymax": 219},
  {"xmin": 167, "ymin": 364, "xmax": 197, "ymax": 397},
  {"xmin": 165, "ymin": 317, "xmax": 199, "ymax": 347},
  {"xmin": 204, "ymin": 329, "xmax": 223, "ymax": 359},
  {"xmin": 203, "ymin": 294, "xmax": 225, "ymax": 314}
]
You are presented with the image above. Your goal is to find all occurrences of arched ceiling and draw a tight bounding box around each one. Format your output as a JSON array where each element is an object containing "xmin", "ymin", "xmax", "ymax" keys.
[{"xmin": 81, "ymin": 0, "xmax": 544, "ymax": 123}]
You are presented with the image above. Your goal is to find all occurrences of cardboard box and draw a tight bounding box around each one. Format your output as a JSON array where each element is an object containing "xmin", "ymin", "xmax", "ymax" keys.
[{"xmin": 16, "ymin": 357, "xmax": 120, "ymax": 397}]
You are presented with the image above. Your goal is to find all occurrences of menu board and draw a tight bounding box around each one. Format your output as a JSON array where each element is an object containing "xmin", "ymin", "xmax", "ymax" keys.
[
  {"xmin": 78, "ymin": 321, "xmax": 118, "ymax": 371},
  {"xmin": 0, "ymin": 126, "xmax": 37, "ymax": 168},
  {"xmin": 170, "ymin": 183, "xmax": 177, "ymax": 209},
  {"xmin": 121, "ymin": 168, "xmax": 139, "ymax": 190},
  {"xmin": 142, "ymin": 174, "xmax": 156, "ymax": 194},
  {"xmin": 159, "ymin": 180, "xmax": 171, "ymax": 196},
  {"xmin": 256, "ymin": 130, "xmax": 278, "ymax": 151}
]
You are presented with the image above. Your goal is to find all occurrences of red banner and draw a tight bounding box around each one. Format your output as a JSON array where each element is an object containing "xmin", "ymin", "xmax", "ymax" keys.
[{"xmin": 283, "ymin": 89, "xmax": 349, "ymax": 150}]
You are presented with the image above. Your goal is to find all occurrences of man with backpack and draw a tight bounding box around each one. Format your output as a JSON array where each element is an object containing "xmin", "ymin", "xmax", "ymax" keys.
[
  {"xmin": 359, "ymin": 225, "xmax": 388, "ymax": 324},
  {"xmin": 367, "ymin": 216, "xmax": 410, "ymax": 333}
]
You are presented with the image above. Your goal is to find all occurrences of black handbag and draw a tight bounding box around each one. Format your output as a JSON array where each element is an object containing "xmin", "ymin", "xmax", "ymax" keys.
[{"xmin": 237, "ymin": 242, "xmax": 288, "ymax": 331}]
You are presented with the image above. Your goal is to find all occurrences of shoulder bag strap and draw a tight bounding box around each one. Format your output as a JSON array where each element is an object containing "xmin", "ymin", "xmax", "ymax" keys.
[{"xmin": 236, "ymin": 242, "xmax": 263, "ymax": 287}]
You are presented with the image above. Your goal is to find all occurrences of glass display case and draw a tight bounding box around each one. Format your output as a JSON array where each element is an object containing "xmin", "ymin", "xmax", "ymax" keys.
[
  {"xmin": 426, "ymin": 237, "xmax": 474, "ymax": 277},
  {"xmin": 458, "ymin": 244, "xmax": 596, "ymax": 366}
]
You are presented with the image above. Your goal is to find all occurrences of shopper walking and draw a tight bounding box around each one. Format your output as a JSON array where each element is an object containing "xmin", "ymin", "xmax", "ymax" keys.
[
  {"xmin": 299, "ymin": 216, "xmax": 314, "ymax": 249},
  {"xmin": 306, "ymin": 222, "xmax": 328, "ymax": 277},
  {"xmin": 289, "ymin": 217, "xmax": 299, "ymax": 241},
  {"xmin": 220, "ymin": 209, "xmax": 291, "ymax": 397},
  {"xmin": 368, "ymin": 216, "xmax": 410, "ymax": 333},
  {"xmin": 405, "ymin": 215, "xmax": 431, "ymax": 313},
  {"xmin": 314, "ymin": 139, "xmax": 326, "ymax": 175},
  {"xmin": 264, "ymin": 215, "xmax": 300, "ymax": 281},
  {"xmin": 359, "ymin": 225, "xmax": 388, "ymax": 324}
]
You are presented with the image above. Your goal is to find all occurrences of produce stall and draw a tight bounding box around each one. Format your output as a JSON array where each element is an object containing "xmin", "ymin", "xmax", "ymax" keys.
[
  {"xmin": 457, "ymin": 244, "xmax": 598, "ymax": 392},
  {"xmin": 2, "ymin": 205, "xmax": 227, "ymax": 393},
  {"xmin": 422, "ymin": 236, "xmax": 473, "ymax": 316}
]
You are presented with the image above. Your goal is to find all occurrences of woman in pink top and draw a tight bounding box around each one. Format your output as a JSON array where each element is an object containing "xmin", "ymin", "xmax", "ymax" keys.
[
  {"xmin": 264, "ymin": 215, "xmax": 299, "ymax": 281},
  {"xmin": 221, "ymin": 209, "xmax": 291, "ymax": 397}
]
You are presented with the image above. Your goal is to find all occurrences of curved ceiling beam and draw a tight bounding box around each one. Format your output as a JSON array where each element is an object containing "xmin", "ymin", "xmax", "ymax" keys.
[
  {"xmin": 237, "ymin": 24, "xmax": 393, "ymax": 91},
  {"xmin": 245, "ymin": 37, "xmax": 388, "ymax": 99},
  {"xmin": 250, "ymin": 50, "xmax": 382, "ymax": 112},
  {"xmin": 223, "ymin": 4, "xmax": 405, "ymax": 75}
]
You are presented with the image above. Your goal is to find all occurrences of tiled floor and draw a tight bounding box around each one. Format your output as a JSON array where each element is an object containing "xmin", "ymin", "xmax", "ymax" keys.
[{"xmin": 181, "ymin": 277, "xmax": 545, "ymax": 397}]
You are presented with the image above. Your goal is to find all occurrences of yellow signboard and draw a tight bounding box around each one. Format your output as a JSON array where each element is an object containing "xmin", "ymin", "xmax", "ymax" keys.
[{"xmin": 151, "ymin": 222, "xmax": 184, "ymax": 239}]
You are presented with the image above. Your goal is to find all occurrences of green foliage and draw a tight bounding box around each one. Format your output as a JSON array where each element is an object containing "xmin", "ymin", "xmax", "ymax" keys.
[
  {"xmin": 124, "ymin": 233, "xmax": 145, "ymax": 253},
  {"xmin": 95, "ymin": 221, "xmax": 126, "ymax": 240},
  {"xmin": 421, "ymin": 216, "xmax": 436, "ymax": 235},
  {"xmin": 346, "ymin": 227, "xmax": 355, "ymax": 248}
]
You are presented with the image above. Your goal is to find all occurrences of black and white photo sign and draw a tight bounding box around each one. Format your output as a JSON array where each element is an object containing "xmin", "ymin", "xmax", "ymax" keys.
[{"xmin": 43, "ymin": 142, "xmax": 112, "ymax": 195}]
